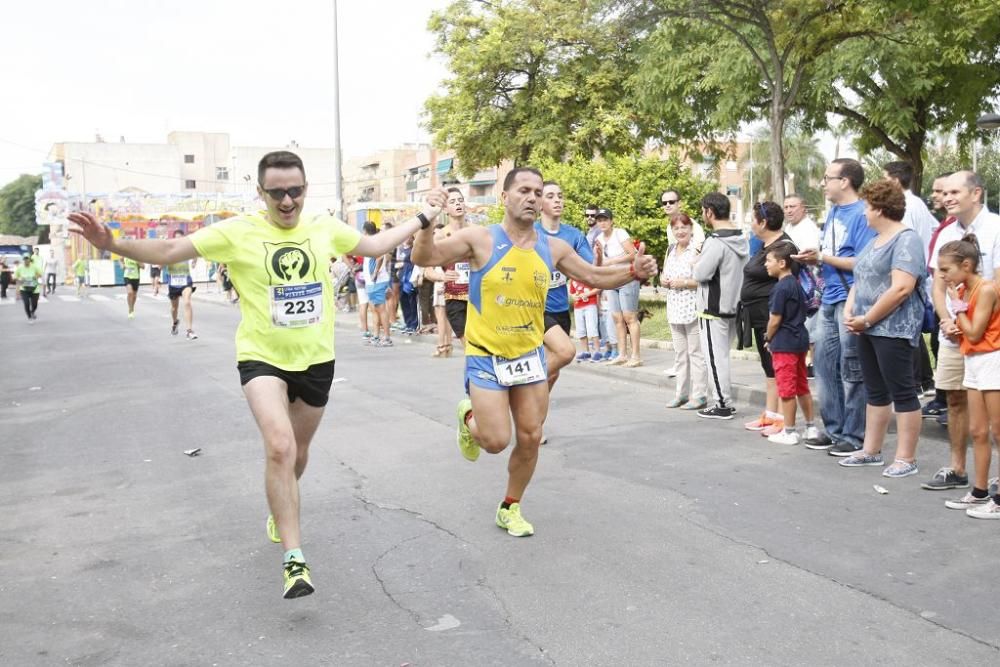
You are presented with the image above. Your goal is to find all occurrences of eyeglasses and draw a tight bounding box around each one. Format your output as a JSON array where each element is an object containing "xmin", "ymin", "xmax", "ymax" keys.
[
  {"xmin": 820, "ymin": 175, "xmax": 846, "ymax": 184},
  {"xmin": 262, "ymin": 185, "xmax": 306, "ymax": 200},
  {"xmin": 584, "ymin": 213, "xmax": 597, "ymax": 218},
  {"xmin": 661, "ymin": 199, "xmax": 678, "ymax": 205}
]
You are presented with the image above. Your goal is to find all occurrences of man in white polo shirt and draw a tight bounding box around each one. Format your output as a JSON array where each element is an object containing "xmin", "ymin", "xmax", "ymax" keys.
[{"xmin": 922, "ymin": 170, "xmax": 1000, "ymax": 492}]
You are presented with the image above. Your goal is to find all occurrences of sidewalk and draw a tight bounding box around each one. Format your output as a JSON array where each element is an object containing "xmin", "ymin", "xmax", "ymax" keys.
[{"xmin": 191, "ymin": 288, "xmax": 950, "ymax": 445}]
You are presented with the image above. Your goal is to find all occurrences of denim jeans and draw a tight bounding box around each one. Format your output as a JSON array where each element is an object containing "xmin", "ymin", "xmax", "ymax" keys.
[{"xmin": 814, "ymin": 301, "xmax": 866, "ymax": 447}]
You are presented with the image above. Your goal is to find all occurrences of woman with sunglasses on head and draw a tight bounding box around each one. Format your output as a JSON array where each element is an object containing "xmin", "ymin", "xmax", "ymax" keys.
[{"xmin": 739, "ymin": 202, "xmax": 802, "ymax": 437}]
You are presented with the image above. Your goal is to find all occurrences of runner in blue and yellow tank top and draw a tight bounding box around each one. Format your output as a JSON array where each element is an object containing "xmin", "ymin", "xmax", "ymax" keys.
[
  {"xmin": 412, "ymin": 167, "xmax": 659, "ymax": 538},
  {"xmin": 70, "ymin": 150, "xmax": 450, "ymax": 600}
]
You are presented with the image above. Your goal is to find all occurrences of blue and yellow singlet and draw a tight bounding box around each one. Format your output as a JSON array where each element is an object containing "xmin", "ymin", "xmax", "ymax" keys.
[{"xmin": 465, "ymin": 225, "xmax": 554, "ymax": 359}]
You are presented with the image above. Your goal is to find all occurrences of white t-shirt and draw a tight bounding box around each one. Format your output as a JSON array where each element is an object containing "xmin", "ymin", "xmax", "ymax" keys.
[
  {"xmin": 902, "ymin": 190, "xmax": 936, "ymax": 259},
  {"xmin": 784, "ymin": 216, "xmax": 820, "ymax": 252},
  {"xmin": 596, "ymin": 227, "xmax": 632, "ymax": 260},
  {"xmin": 929, "ymin": 207, "xmax": 1000, "ymax": 348}
]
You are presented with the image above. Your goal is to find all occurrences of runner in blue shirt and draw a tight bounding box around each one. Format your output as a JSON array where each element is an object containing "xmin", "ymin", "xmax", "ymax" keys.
[{"xmin": 535, "ymin": 181, "xmax": 596, "ymax": 442}]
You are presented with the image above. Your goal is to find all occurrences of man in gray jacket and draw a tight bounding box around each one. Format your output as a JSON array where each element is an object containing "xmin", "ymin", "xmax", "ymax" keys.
[{"xmin": 693, "ymin": 193, "xmax": 749, "ymax": 419}]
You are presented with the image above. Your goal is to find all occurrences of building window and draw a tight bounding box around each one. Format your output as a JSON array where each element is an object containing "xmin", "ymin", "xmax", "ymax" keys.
[
  {"xmin": 184, "ymin": 154, "xmax": 195, "ymax": 164},
  {"xmin": 216, "ymin": 167, "xmax": 229, "ymax": 180},
  {"xmin": 185, "ymin": 180, "xmax": 196, "ymax": 189}
]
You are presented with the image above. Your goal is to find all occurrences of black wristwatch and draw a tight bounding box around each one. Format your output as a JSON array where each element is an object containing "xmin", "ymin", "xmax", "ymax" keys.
[{"xmin": 416, "ymin": 212, "xmax": 431, "ymax": 230}]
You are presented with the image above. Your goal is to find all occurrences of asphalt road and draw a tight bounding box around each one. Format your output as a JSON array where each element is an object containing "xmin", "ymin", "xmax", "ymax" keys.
[{"xmin": 2, "ymin": 287, "xmax": 998, "ymax": 666}]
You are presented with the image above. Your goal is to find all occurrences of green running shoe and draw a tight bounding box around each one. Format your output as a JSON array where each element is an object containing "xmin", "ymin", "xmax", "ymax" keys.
[
  {"xmin": 283, "ymin": 559, "xmax": 315, "ymax": 599},
  {"xmin": 495, "ymin": 502, "xmax": 534, "ymax": 537},
  {"xmin": 266, "ymin": 514, "xmax": 281, "ymax": 544},
  {"xmin": 456, "ymin": 398, "xmax": 480, "ymax": 462}
]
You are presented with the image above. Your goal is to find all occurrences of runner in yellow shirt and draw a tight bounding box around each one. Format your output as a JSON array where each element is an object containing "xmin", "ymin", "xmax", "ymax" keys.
[
  {"xmin": 70, "ymin": 150, "xmax": 449, "ymax": 599},
  {"xmin": 412, "ymin": 167, "xmax": 658, "ymax": 537},
  {"xmin": 122, "ymin": 257, "xmax": 143, "ymax": 319}
]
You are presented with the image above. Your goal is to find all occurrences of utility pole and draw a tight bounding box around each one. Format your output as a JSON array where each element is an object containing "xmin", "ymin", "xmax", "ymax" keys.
[{"xmin": 331, "ymin": 0, "xmax": 344, "ymax": 219}]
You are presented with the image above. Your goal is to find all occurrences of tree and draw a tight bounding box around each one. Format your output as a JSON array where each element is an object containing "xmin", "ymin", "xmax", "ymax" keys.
[
  {"xmin": 0, "ymin": 174, "xmax": 42, "ymax": 237},
  {"xmin": 631, "ymin": 0, "xmax": 882, "ymax": 202},
  {"xmin": 740, "ymin": 122, "xmax": 826, "ymax": 207},
  {"xmin": 819, "ymin": 0, "xmax": 1000, "ymax": 194},
  {"xmin": 425, "ymin": 0, "xmax": 640, "ymax": 174},
  {"xmin": 534, "ymin": 153, "xmax": 718, "ymax": 261}
]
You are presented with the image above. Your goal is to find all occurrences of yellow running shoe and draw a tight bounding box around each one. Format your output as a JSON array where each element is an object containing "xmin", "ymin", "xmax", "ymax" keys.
[
  {"xmin": 282, "ymin": 559, "xmax": 314, "ymax": 599},
  {"xmin": 266, "ymin": 514, "xmax": 281, "ymax": 544},
  {"xmin": 456, "ymin": 398, "xmax": 480, "ymax": 462},
  {"xmin": 495, "ymin": 502, "xmax": 534, "ymax": 537}
]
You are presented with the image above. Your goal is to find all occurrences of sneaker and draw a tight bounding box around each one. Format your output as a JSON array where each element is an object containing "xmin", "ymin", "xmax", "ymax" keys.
[
  {"xmin": 966, "ymin": 498, "xmax": 1000, "ymax": 519},
  {"xmin": 590, "ymin": 352, "xmax": 604, "ymax": 362},
  {"xmin": 607, "ymin": 355, "xmax": 627, "ymax": 366},
  {"xmin": 743, "ymin": 412, "xmax": 772, "ymax": 431},
  {"xmin": 945, "ymin": 491, "xmax": 990, "ymax": 510},
  {"xmin": 666, "ymin": 396, "xmax": 689, "ymax": 409},
  {"xmin": 495, "ymin": 502, "xmax": 534, "ymax": 537},
  {"xmin": 282, "ymin": 559, "xmax": 315, "ymax": 599},
  {"xmin": 128, "ymin": 311, "xmax": 135, "ymax": 320},
  {"xmin": 361, "ymin": 330, "xmax": 372, "ymax": 338},
  {"xmin": 921, "ymin": 467, "xmax": 969, "ymax": 491},
  {"xmin": 663, "ymin": 368, "xmax": 678, "ymax": 378},
  {"xmin": 882, "ymin": 459, "xmax": 919, "ymax": 478},
  {"xmin": 697, "ymin": 405, "xmax": 736, "ymax": 420},
  {"xmin": 576, "ymin": 352, "xmax": 591, "ymax": 362},
  {"xmin": 605, "ymin": 352, "xmax": 619, "ymax": 363},
  {"xmin": 760, "ymin": 420, "xmax": 786, "ymax": 437},
  {"xmin": 681, "ymin": 397, "xmax": 707, "ymax": 411},
  {"xmin": 186, "ymin": 330, "xmax": 198, "ymax": 340},
  {"xmin": 456, "ymin": 398, "xmax": 480, "ymax": 462},
  {"xmin": 623, "ymin": 358, "xmax": 643, "ymax": 368},
  {"xmin": 839, "ymin": 452, "xmax": 884, "ymax": 467},
  {"xmin": 936, "ymin": 411, "xmax": 949, "ymax": 427},
  {"xmin": 991, "ymin": 477, "xmax": 999, "ymax": 496},
  {"xmin": 768, "ymin": 430, "xmax": 800, "ymax": 446},
  {"xmin": 381, "ymin": 339, "xmax": 393, "ymax": 347},
  {"xmin": 266, "ymin": 514, "xmax": 281, "ymax": 543},
  {"xmin": 828, "ymin": 441, "xmax": 862, "ymax": 457},
  {"xmin": 804, "ymin": 430, "xmax": 833, "ymax": 450},
  {"xmin": 171, "ymin": 319, "xmax": 179, "ymax": 335},
  {"xmin": 921, "ymin": 400, "xmax": 947, "ymax": 419}
]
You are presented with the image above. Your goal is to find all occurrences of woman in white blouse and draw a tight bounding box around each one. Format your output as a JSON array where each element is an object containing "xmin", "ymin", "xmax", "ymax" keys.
[
  {"xmin": 661, "ymin": 213, "xmax": 707, "ymax": 409},
  {"xmin": 594, "ymin": 209, "xmax": 643, "ymax": 367}
]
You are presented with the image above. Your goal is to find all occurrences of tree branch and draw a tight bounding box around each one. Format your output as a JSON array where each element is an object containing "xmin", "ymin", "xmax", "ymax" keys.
[{"xmin": 831, "ymin": 105, "xmax": 907, "ymax": 156}]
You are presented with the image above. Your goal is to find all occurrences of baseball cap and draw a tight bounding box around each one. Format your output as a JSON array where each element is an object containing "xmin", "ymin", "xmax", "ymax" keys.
[{"xmin": 595, "ymin": 208, "xmax": 613, "ymax": 219}]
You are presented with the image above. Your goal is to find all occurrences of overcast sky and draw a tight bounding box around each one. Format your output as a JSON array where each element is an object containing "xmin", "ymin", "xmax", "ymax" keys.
[{"xmin": 0, "ymin": 0, "xmax": 451, "ymax": 185}]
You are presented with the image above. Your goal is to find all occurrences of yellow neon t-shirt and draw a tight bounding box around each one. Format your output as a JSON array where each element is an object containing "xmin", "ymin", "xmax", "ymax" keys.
[{"xmin": 189, "ymin": 212, "xmax": 362, "ymax": 370}]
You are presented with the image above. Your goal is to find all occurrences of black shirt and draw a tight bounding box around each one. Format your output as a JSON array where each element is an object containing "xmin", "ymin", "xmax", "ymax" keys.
[{"xmin": 740, "ymin": 233, "xmax": 793, "ymax": 304}]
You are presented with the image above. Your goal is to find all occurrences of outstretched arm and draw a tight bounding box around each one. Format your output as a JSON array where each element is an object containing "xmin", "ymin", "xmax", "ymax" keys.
[
  {"xmin": 411, "ymin": 223, "xmax": 487, "ymax": 268},
  {"xmin": 350, "ymin": 189, "xmax": 447, "ymax": 257},
  {"xmin": 552, "ymin": 238, "xmax": 657, "ymax": 290},
  {"xmin": 69, "ymin": 212, "xmax": 198, "ymax": 265}
]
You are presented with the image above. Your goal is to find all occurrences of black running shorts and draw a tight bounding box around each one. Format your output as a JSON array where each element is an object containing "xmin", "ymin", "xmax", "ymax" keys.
[{"xmin": 237, "ymin": 359, "xmax": 336, "ymax": 408}]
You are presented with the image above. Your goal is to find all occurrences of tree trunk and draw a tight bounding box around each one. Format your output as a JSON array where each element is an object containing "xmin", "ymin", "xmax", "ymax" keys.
[
  {"xmin": 905, "ymin": 133, "xmax": 925, "ymax": 196},
  {"xmin": 769, "ymin": 97, "xmax": 786, "ymax": 203}
]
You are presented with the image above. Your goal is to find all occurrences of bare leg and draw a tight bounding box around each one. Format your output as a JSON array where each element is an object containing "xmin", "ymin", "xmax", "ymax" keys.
[
  {"xmin": 862, "ymin": 403, "xmax": 892, "ymax": 455},
  {"xmin": 505, "ymin": 382, "xmax": 549, "ymax": 500},
  {"xmin": 947, "ymin": 390, "xmax": 969, "ymax": 475},
  {"xmin": 967, "ymin": 389, "xmax": 991, "ymax": 490},
  {"xmin": 623, "ymin": 311, "xmax": 641, "ymax": 360},
  {"xmin": 243, "ymin": 377, "xmax": 302, "ymax": 551},
  {"xmin": 893, "ymin": 409, "xmax": 921, "ymax": 462},
  {"xmin": 468, "ymin": 384, "xmax": 513, "ymax": 454}
]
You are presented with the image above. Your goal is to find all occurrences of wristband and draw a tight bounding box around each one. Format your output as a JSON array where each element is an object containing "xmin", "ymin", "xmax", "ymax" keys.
[{"xmin": 416, "ymin": 212, "xmax": 431, "ymax": 230}]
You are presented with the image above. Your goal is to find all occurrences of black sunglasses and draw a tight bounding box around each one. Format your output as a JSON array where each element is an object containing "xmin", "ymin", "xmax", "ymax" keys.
[
  {"xmin": 262, "ymin": 185, "xmax": 306, "ymax": 200},
  {"xmin": 661, "ymin": 199, "xmax": 678, "ymax": 205},
  {"xmin": 584, "ymin": 213, "xmax": 597, "ymax": 217}
]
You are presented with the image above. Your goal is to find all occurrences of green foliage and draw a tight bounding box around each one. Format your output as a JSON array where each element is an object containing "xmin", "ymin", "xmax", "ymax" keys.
[
  {"xmin": 0, "ymin": 174, "xmax": 42, "ymax": 237},
  {"xmin": 425, "ymin": 0, "xmax": 641, "ymax": 174},
  {"xmin": 533, "ymin": 153, "xmax": 718, "ymax": 261},
  {"xmin": 741, "ymin": 122, "xmax": 826, "ymax": 208},
  {"xmin": 921, "ymin": 138, "xmax": 1000, "ymax": 209},
  {"xmin": 818, "ymin": 0, "xmax": 1000, "ymax": 193}
]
